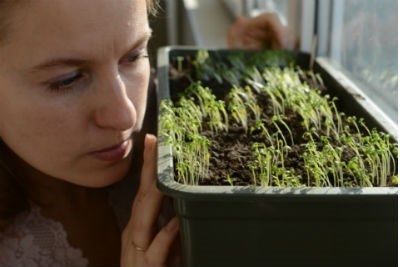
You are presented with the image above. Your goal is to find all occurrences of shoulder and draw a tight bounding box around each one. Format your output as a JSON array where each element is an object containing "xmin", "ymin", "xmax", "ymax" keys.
[{"xmin": 0, "ymin": 205, "xmax": 88, "ymax": 267}]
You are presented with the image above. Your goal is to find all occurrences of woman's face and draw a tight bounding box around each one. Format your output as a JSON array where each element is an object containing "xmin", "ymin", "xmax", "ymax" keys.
[{"xmin": 0, "ymin": 0, "xmax": 151, "ymax": 187}]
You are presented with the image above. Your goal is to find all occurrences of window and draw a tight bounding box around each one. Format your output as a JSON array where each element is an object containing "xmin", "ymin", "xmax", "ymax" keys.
[
  {"xmin": 222, "ymin": 0, "xmax": 288, "ymax": 17},
  {"xmin": 327, "ymin": 0, "xmax": 398, "ymax": 123}
]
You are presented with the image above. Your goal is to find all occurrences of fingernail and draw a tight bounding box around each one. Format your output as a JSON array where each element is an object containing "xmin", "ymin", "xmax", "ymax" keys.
[
  {"xmin": 166, "ymin": 217, "xmax": 179, "ymax": 232},
  {"xmin": 144, "ymin": 134, "xmax": 156, "ymax": 154}
]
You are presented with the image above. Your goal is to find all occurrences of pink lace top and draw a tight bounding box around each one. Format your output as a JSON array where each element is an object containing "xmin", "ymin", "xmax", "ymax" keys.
[
  {"xmin": 0, "ymin": 174, "xmax": 145, "ymax": 267},
  {"xmin": 0, "ymin": 175, "xmax": 174, "ymax": 267},
  {"xmin": 0, "ymin": 205, "xmax": 89, "ymax": 267}
]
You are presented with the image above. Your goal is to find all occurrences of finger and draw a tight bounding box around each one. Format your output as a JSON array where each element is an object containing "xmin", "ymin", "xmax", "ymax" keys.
[
  {"xmin": 233, "ymin": 16, "xmax": 246, "ymax": 29},
  {"xmin": 227, "ymin": 16, "xmax": 249, "ymax": 48},
  {"xmin": 246, "ymin": 27, "xmax": 275, "ymax": 40},
  {"xmin": 128, "ymin": 134, "xmax": 164, "ymax": 249},
  {"xmin": 138, "ymin": 133, "xmax": 157, "ymax": 189},
  {"xmin": 226, "ymin": 26, "xmax": 237, "ymax": 48},
  {"xmin": 248, "ymin": 14, "xmax": 293, "ymax": 49},
  {"xmin": 227, "ymin": 24, "xmax": 243, "ymax": 48},
  {"xmin": 246, "ymin": 12, "xmax": 283, "ymax": 32},
  {"xmin": 146, "ymin": 217, "xmax": 180, "ymax": 262},
  {"xmin": 245, "ymin": 13, "xmax": 288, "ymax": 47}
]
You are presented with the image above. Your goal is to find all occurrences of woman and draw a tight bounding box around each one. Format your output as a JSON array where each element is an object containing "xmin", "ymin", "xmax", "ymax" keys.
[{"xmin": 0, "ymin": 0, "xmax": 180, "ymax": 266}]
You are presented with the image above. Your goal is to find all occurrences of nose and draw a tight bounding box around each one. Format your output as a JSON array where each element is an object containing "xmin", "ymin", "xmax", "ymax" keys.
[{"xmin": 93, "ymin": 73, "xmax": 136, "ymax": 131}]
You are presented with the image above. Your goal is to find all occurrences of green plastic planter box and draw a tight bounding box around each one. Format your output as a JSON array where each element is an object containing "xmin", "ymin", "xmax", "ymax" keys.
[{"xmin": 156, "ymin": 46, "xmax": 398, "ymax": 267}]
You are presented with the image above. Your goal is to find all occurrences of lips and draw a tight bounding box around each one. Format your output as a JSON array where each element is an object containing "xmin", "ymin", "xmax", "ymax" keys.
[{"xmin": 91, "ymin": 139, "xmax": 132, "ymax": 162}]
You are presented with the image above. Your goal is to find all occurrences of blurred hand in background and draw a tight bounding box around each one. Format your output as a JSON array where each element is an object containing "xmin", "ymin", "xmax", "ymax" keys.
[{"xmin": 227, "ymin": 12, "xmax": 299, "ymax": 50}]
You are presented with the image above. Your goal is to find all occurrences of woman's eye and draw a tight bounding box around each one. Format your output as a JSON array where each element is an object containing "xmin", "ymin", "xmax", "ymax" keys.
[
  {"xmin": 128, "ymin": 50, "xmax": 148, "ymax": 63},
  {"xmin": 48, "ymin": 72, "xmax": 83, "ymax": 91}
]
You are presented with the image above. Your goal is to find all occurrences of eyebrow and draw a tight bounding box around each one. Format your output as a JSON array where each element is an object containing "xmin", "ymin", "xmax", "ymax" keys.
[
  {"xmin": 29, "ymin": 30, "xmax": 153, "ymax": 72},
  {"xmin": 31, "ymin": 58, "xmax": 87, "ymax": 71}
]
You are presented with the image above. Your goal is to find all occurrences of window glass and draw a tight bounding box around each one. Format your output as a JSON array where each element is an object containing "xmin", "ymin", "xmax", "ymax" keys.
[
  {"xmin": 246, "ymin": 0, "xmax": 288, "ymax": 18},
  {"xmin": 335, "ymin": 0, "xmax": 398, "ymax": 122},
  {"xmin": 222, "ymin": 0, "xmax": 288, "ymax": 18}
]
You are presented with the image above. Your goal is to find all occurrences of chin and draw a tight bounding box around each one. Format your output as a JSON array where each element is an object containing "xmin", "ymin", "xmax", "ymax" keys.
[
  {"xmin": 76, "ymin": 158, "xmax": 133, "ymax": 188},
  {"xmin": 90, "ymin": 173, "xmax": 127, "ymax": 188}
]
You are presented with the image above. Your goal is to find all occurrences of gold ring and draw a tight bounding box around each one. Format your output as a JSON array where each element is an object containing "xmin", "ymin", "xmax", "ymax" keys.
[{"xmin": 131, "ymin": 241, "xmax": 146, "ymax": 252}]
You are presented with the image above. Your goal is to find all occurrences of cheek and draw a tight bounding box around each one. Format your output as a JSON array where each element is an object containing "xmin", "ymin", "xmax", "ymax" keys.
[
  {"xmin": 0, "ymin": 81, "xmax": 76, "ymax": 162},
  {"xmin": 0, "ymin": 77, "xmax": 55, "ymax": 161},
  {"xmin": 1, "ymin": 102, "xmax": 74, "ymax": 158},
  {"xmin": 0, "ymin": 98, "xmax": 94, "ymax": 184}
]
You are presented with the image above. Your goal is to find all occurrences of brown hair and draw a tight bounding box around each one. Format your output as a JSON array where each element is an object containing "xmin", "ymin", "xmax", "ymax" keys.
[
  {"xmin": 0, "ymin": 0, "xmax": 159, "ymax": 235},
  {"xmin": 0, "ymin": 0, "xmax": 159, "ymax": 44},
  {"xmin": 146, "ymin": 0, "xmax": 160, "ymax": 16},
  {"xmin": 0, "ymin": 143, "xmax": 29, "ymax": 235}
]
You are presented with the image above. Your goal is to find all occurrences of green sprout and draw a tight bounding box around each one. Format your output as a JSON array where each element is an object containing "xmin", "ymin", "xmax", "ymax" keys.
[
  {"xmin": 185, "ymin": 82, "xmax": 228, "ymax": 133},
  {"xmin": 163, "ymin": 51, "xmax": 398, "ymax": 187},
  {"xmin": 226, "ymin": 86, "xmax": 261, "ymax": 132}
]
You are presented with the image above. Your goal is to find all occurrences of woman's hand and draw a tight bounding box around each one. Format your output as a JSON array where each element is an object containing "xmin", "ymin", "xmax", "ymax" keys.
[
  {"xmin": 227, "ymin": 12, "xmax": 298, "ymax": 50},
  {"xmin": 121, "ymin": 134, "xmax": 180, "ymax": 267}
]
